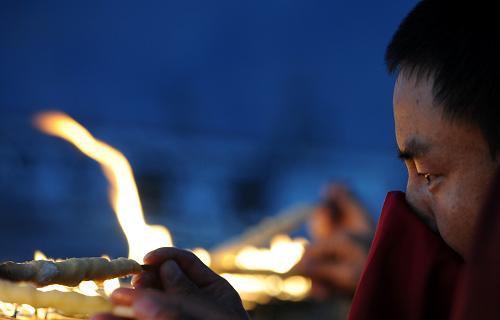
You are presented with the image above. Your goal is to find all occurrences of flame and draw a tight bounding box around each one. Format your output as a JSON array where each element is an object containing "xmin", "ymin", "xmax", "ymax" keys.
[
  {"xmin": 192, "ymin": 248, "xmax": 211, "ymax": 267},
  {"xmin": 101, "ymin": 255, "xmax": 121, "ymax": 295},
  {"xmin": 221, "ymin": 274, "xmax": 311, "ymax": 304},
  {"xmin": 34, "ymin": 250, "xmax": 49, "ymax": 261},
  {"xmin": 34, "ymin": 111, "xmax": 172, "ymax": 262},
  {"xmin": 0, "ymin": 303, "xmax": 16, "ymax": 317},
  {"xmin": 77, "ymin": 281, "xmax": 99, "ymax": 296},
  {"xmin": 219, "ymin": 235, "xmax": 311, "ymax": 306},
  {"xmin": 103, "ymin": 278, "xmax": 121, "ymax": 297},
  {"xmin": 282, "ymin": 276, "xmax": 311, "ymax": 300},
  {"xmin": 234, "ymin": 235, "xmax": 307, "ymax": 273}
]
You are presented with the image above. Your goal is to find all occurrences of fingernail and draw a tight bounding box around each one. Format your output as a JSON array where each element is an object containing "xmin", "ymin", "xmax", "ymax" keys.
[{"xmin": 133, "ymin": 297, "xmax": 161, "ymax": 320}]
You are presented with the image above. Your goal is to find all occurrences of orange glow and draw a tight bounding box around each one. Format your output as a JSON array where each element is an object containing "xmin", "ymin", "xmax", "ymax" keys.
[
  {"xmin": 235, "ymin": 235, "xmax": 307, "ymax": 273},
  {"xmin": 34, "ymin": 111, "xmax": 172, "ymax": 263}
]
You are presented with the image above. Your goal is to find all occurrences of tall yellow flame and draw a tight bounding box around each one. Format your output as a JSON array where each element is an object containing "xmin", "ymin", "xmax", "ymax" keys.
[
  {"xmin": 234, "ymin": 235, "xmax": 307, "ymax": 274},
  {"xmin": 34, "ymin": 111, "xmax": 172, "ymax": 262},
  {"xmin": 28, "ymin": 111, "xmax": 311, "ymax": 308}
]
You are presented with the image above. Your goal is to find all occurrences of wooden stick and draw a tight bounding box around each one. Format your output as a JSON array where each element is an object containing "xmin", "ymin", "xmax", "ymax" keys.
[{"xmin": 0, "ymin": 258, "xmax": 141, "ymax": 287}]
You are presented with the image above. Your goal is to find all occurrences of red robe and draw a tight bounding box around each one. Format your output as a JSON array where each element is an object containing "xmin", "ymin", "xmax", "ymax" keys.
[
  {"xmin": 452, "ymin": 173, "xmax": 500, "ymax": 319},
  {"xmin": 349, "ymin": 173, "xmax": 500, "ymax": 319},
  {"xmin": 348, "ymin": 192, "xmax": 462, "ymax": 319}
]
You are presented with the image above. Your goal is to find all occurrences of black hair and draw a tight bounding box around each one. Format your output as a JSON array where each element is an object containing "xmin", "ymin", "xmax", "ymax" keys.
[{"xmin": 385, "ymin": 0, "xmax": 500, "ymax": 157}]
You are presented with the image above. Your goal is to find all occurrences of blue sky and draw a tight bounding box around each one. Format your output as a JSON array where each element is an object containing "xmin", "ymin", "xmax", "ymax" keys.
[{"xmin": 1, "ymin": 0, "xmax": 416, "ymax": 149}]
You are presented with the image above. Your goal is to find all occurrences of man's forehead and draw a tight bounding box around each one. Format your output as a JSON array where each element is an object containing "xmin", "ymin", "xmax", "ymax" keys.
[
  {"xmin": 393, "ymin": 72, "xmax": 445, "ymax": 152},
  {"xmin": 394, "ymin": 72, "xmax": 435, "ymax": 107}
]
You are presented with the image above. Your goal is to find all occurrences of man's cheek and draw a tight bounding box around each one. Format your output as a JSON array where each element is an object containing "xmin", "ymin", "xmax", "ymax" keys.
[
  {"xmin": 430, "ymin": 191, "xmax": 456, "ymax": 239},
  {"xmin": 433, "ymin": 190, "xmax": 473, "ymax": 256},
  {"xmin": 406, "ymin": 181, "xmax": 432, "ymax": 216}
]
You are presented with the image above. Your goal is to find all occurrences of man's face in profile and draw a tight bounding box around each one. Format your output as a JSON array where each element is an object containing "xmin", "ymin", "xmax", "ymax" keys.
[{"xmin": 393, "ymin": 73, "xmax": 500, "ymax": 258}]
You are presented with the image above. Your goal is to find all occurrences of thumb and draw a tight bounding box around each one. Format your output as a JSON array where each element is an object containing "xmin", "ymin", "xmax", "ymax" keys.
[
  {"xmin": 159, "ymin": 260, "xmax": 198, "ymax": 295},
  {"xmin": 132, "ymin": 290, "xmax": 237, "ymax": 320},
  {"xmin": 133, "ymin": 293, "xmax": 181, "ymax": 320}
]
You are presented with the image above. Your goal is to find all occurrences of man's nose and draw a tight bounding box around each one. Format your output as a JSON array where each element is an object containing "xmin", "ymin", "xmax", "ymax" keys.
[
  {"xmin": 406, "ymin": 175, "xmax": 427, "ymax": 210},
  {"xmin": 405, "ymin": 177, "xmax": 438, "ymax": 231}
]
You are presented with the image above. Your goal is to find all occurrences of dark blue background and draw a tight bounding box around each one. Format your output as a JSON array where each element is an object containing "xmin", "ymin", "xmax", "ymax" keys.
[{"xmin": 0, "ymin": 1, "xmax": 416, "ymax": 261}]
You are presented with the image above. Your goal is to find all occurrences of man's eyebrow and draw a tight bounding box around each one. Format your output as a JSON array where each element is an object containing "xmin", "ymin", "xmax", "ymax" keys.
[
  {"xmin": 397, "ymin": 138, "xmax": 431, "ymax": 160},
  {"xmin": 397, "ymin": 148, "xmax": 414, "ymax": 160}
]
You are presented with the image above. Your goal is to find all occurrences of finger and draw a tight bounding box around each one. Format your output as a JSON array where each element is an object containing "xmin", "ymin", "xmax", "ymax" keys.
[
  {"xmin": 144, "ymin": 247, "xmax": 222, "ymax": 287},
  {"xmin": 110, "ymin": 288, "xmax": 139, "ymax": 306},
  {"xmin": 133, "ymin": 293, "xmax": 180, "ymax": 320},
  {"xmin": 131, "ymin": 290, "xmax": 239, "ymax": 320},
  {"xmin": 159, "ymin": 260, "xmax": 198, "ymax": 295},
  {"xmin": 132, "ymin": 271, "xmax": 163, "ymax": 290}
]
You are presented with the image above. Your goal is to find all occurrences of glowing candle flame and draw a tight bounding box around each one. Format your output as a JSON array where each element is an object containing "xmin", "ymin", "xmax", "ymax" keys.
[
  {"xmin": 192, "ymin": 248, "xmax": 212, "ymax": 267},
  {"xmin": 101, "ymin": 255, "xmax": 121, "ymax": 295},
  {"xmin": 221, "ymin": 273, "xmax": 311, "ymax": 304},
  {"xmin": 235, "ymin": 235, "xmax": 307, "ymax": 273},
  {"xmin": 34, "ymin": 111, "xmax": 172, "ymax": 263},
  {"xmin": 77, "ymin": 281, "xmax": 100, "ymax": 296}
]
